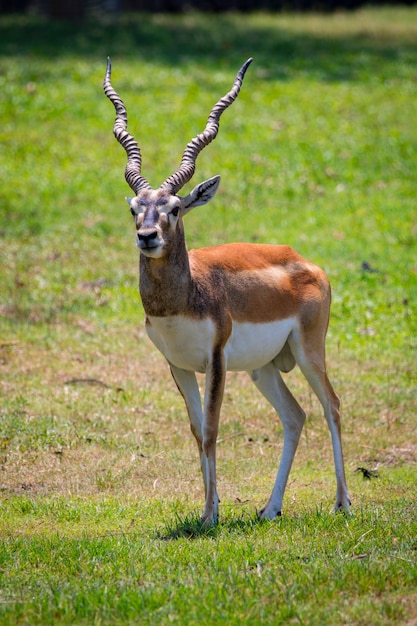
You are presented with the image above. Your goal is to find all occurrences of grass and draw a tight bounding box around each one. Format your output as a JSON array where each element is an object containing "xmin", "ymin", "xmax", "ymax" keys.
[
  {"xmin": 0, "ymin": 498, "xmax": 415, "ymax": 625},
  {"xmin": 0, "ymin": 6, "xmax": 416, "ymax": 625}
]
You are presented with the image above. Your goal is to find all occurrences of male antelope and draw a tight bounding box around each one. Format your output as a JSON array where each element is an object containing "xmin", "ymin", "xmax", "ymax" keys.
[{"xmin": 104, "ymin": 58, "xmax": 351, "ymax": 525}]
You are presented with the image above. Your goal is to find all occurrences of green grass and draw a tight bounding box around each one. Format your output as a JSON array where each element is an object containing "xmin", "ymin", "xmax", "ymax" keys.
[
  {"xmin": 0, "ymin": 497, "xmax": 416, "ymax": 625},
  {"xmin": 0, "ymin": 6, "xmax": 416, "ymax": 625}
]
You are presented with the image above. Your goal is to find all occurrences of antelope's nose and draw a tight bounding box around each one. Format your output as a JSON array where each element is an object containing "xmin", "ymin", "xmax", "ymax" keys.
[{"xmin": 138, "ymin": 229, "xmax": 158, "ymax": 248}]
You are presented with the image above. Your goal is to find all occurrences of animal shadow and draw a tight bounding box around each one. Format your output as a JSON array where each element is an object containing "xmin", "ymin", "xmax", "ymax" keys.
[{"xmin": 156, "ymin": 510, "xmax": 266, "ymax": 541}]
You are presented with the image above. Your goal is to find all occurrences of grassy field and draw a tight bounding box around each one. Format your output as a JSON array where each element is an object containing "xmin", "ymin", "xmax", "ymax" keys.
[{"xmin": 0, "ymin": 6, "xmax": 416, "ymax": 625}]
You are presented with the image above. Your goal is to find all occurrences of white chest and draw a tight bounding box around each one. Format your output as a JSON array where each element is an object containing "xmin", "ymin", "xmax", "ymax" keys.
[
  {"xmin": 145, "ymin": 314, "xmax": 297, "ymax": 374},
  {"xmin": 146, "ymin": 315, "xmax": 217, "ymax": 373}
]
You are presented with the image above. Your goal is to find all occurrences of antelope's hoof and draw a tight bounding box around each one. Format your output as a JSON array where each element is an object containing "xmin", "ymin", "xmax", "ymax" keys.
[
  {"xmin": 258, "ymin": 506, "xmax": 282, "ymax": 520},
  {"xmin": 200, "ymin": 514, "xmax": 218, "ymax": 527},
  {"xmin": 334, "ymin": 498, "xmax": 352, "ymax": 514}
]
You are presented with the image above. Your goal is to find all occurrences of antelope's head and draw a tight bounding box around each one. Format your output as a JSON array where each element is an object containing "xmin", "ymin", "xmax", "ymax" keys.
[{"xmin": 103, "ymin": 58, "xmax": 252, "ymax": 259}]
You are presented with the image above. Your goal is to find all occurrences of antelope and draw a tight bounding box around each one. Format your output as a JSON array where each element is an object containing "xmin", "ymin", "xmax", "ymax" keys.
[{"xmin": 103, "ymin": 58, "xmax": 351, "ymax": 525}]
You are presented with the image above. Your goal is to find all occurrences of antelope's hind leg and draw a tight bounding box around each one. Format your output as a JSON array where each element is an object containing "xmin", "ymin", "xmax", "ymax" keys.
[
  {"xmin": 288, "ymin": 335, "xmax": 351, "ymax": 513},
  {"xmin": 250, "ymin": 362, "xmax": 306, "ymax": 520}
]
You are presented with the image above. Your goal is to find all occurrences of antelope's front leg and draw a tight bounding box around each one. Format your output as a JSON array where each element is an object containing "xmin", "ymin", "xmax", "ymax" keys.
[
  {"xmin": 169, "ymin": 365, "xmax": 209, "ymax": 497},
  {"xmin": 202, "ymin": 346, "xmax": 226, "ymax": 525}
]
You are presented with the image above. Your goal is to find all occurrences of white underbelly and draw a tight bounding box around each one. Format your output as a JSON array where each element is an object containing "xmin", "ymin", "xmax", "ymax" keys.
[
  {"xmin": 225, "ymin": 318, "xmax": 295, "ymax": 371},
  {"xmin": 146, "ymin": 315, "xmax": 296, "ymax": 373}
]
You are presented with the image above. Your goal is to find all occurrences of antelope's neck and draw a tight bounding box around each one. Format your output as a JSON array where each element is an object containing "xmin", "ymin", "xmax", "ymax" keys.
[{"xmin": 139, "ymin": 245, "xmax": 192, "ymax": 317}]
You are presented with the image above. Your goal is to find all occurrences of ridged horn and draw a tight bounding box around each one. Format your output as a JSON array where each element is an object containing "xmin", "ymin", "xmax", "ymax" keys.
[
  {"xmin": 103, "ymin": 57, "xmax": 151, "ymax": 194},
  {"xmin": 161, "ymin": 58, "xmax": 253, "ymax": 195}
]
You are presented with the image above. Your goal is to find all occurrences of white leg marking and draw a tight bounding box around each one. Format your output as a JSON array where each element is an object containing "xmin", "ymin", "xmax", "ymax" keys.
[
  {"xmin": 200, "ymin": 349, "xmax": 225, "ymax": 525},
  {"xmin": 250, "ymin": 362, "xmax": 306, "ymax": 519},
  {"xmin": 170, "ymin": 366, "xmax": 209, "ymax": 498},
  {"xmin": 288, "ymin": 336, "xmax": 351, "ymax": 513}
]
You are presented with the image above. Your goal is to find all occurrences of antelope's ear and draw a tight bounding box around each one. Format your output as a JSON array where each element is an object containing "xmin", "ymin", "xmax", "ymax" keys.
[{"xmin": 180, "ymin": 176, "xmax": 221, "ymax": 215}]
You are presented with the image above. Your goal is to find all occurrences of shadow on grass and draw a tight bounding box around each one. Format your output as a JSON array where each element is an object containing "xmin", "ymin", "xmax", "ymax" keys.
[
  {"xmin": 156, "ymin": 510, "xmax": 267, "ymax": 540},
  {"xmin": 1, "ymin": 12, "xmax": 416, "ymax": 82},
  {"xmin": 155, "ymin": 504, "xmax": 359, "ymax": 540}
]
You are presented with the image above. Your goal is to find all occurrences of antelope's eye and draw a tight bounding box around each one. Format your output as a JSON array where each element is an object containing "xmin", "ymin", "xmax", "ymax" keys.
[{"xmin": 171, "ymin": 206, "xmax": 179, "ymax": 217}]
